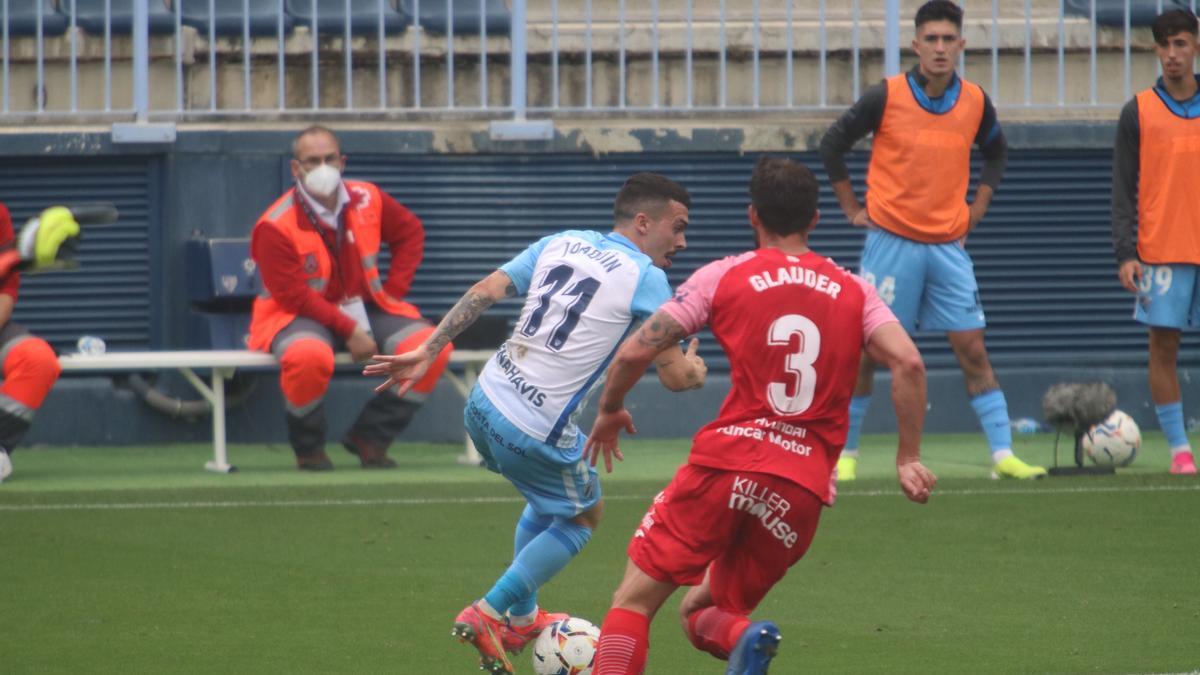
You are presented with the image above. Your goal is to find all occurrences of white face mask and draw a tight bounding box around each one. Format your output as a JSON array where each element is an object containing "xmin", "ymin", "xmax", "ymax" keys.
[{"xmin": 303, "ymin": 163, "xmax": 342, "ymax": 198}]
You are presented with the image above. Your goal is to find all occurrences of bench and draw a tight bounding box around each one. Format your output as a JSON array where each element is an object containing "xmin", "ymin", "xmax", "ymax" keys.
[
  {"xmin": 58, "ymin": 348, "xmax": 493, "ymax": 473},
  {"xmin": 53, "ymin": 236, "xmax": 503, "ymax": 472}
]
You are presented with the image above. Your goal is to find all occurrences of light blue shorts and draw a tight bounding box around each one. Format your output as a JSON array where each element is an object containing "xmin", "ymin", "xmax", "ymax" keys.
[
  {"xmin": 859, "ymin": 228, "xmax": 987, "ymax": 334},
  {"xmin": 1134, "ymin": 263, "xmax": 1200, "ymax": 329},
  {"xmin": 464, "ymin": 385, "xmax": 600, "ymax": 519}
]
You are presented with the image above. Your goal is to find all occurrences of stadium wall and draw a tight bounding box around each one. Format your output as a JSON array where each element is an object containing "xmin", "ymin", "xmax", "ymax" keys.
[{"xmin": 5, "ymin": 120, "xmax": 1197, "ymax": 446}]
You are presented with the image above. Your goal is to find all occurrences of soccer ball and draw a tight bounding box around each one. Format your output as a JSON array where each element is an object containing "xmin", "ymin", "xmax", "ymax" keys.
[
  {"xmin": 531, "ymin": 617, "xmax": 600, "ymax": 675},
  {"xmin": 1081, "ymin": 410, "xmax": 1141, "ymax": 467}
]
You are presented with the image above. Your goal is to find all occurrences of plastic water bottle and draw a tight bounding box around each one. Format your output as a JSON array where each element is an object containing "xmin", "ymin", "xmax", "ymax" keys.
[
  {"xmin": 76, "ymin": 335, "xmax": 106, "ymax": 355},
  {"xmin": 1010, "ymin": 417, "xmax": 1041, "ymax": 434}
]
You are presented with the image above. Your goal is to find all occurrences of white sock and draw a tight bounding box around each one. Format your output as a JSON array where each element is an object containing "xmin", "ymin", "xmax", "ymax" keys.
[
  {"xmin": 509, "ymin": 607, "xmax": 538, "ymax": 627},
  {"xmin": 991, "ymin": 448, "xmax": 1014, "ymax": 463},
  {"xmin": 478, "ymin": 599, "xmax": 504, "ymax": 621},
  {"xmin": 1170, "ymin": 445, "xmax": 1193, "ymax": 458}
]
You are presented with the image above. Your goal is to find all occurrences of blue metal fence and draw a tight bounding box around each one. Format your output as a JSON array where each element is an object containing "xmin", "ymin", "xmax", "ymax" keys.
[{"xmin": 2, "ymin": 0, "xmax": 1196, "ymax": 123}]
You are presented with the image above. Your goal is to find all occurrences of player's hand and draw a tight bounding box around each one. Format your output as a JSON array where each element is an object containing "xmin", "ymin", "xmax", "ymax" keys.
[
  {"xmin": 897, "ymin": 459, "xmax": 937, "ymax": 504},
  {"xmin": 363, "ymin": 347, "xmax": 432, "ymax": 395},
  {"xmin": 346, "ymin": 327, "xmax": 378, "ymax": 363},
  {"xmin": 683, "ymin": 338, "xmax": 707, "ymax": 389},
  {"xmin": 586, "ymin": 407, "xmax": 636, "ymax": 473},
  {"xmin": 1118, "ymin": 259, "xmax": 1143, "ymax": 294},
  {"xmin": 850, "ymin": 208, "xmax": 874, "ymax": 228},
  {"xmin": 967, "ymin": 199, "xmax": 987, "ymax": 231}
]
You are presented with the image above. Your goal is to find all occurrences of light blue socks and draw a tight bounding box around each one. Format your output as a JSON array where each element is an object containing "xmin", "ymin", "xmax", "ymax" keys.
[
  {"xmin": 971, "ymin": 389, "xmax": 1013, "ymax": 461},
  {"xmin": 843, "ymin": 395, "xmax": 872, "ymax": 454},
  {"xmin": 484, "ymin": 515, "xmax": 592, "ymax": 616},
  {"xmin": 506, "ymin": 505, "xmax": 552, "ymax": 617},
  {"xmin": 1155, "ymin": 401, "xmax": 1189, "ymax": 450}
]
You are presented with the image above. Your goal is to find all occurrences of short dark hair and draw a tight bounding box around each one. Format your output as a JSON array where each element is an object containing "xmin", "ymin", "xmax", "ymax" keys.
[
  {"xmin": 292, "ymin": 125, "xmax": 340, "ymax": 159},
  {"xmin": 749, "ymin": 156, "xmax": 819, "ymax": 237},
  {"xmin": 1152, "ymin": 9, "xmax": 1199, "ymax": 45},
  {"xmin": 915, "ymin": 0, "xmax": 963, "ymax": 31},
  {"xmin": 613, "ymin": 173, "xmax": 691, "ymax": 222}
]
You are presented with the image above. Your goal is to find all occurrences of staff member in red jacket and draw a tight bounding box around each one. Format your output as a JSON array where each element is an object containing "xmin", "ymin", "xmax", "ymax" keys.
[
  {"xmin": 0, "ymin": 203, "xmax": 65, "ymax": 484},
  {"xmin": 249, "ymin": 126, "xmax": 452, "ymax": 471}
]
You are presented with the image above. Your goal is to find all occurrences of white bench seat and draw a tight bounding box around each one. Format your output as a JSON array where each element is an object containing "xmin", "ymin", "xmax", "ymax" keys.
[{"xmin": 58, "ymin": 348, "xmax": 494, "ymax": 473}]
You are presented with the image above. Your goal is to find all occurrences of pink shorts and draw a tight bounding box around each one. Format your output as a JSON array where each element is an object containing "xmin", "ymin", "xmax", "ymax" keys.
[{"xmin": 627, "ymin": 463, "xmax": 823, "ymax": 614}]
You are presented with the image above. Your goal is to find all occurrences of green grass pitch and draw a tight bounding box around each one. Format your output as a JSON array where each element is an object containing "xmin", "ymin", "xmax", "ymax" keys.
[{"xmin": 1, "ymin": 433, "xmax": 1198, "ymax": 674}]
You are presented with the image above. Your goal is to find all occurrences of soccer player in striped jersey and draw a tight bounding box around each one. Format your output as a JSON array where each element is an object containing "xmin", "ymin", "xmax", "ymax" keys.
[
  {"xmin": 364, "ymin": 173, "xmax": 707, "ymax": 674},
  {"xmin": 587, "ymin": 157, "xmax": 936, "ymax": 675},
  {"xmin": 1112, "ymin": 9, "xmax": 1200, "ymax": 475},
  {"xmin": 820, "ymin": 0, "xmax": 1046, "ymax": 481}
]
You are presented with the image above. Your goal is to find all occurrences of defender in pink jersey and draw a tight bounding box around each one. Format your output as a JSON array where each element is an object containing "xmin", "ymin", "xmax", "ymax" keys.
[{"xmin": 585, "ymin": 158, "xmax": 937, "ymax": 675}]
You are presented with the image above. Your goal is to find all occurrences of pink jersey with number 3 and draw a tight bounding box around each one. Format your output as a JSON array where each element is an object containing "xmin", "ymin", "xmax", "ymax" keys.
[{"xmin": 660, "ymin": 247, "xmax": 897, "ymax": 505}]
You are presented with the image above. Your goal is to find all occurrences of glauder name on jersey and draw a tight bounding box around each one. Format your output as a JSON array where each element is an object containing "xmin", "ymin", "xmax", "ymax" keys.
[
  {"xmin": 749, "ymin": 265, "xmax": 843, "ymax": 299},
  {"xmin": 729, "ymin": 476, "xmax": 801, "ymax": 549},
  {"xmin": 716, "ymin": 418, "xmax": 813, "ymax": 457},
  {"xmin": 492, "ymin": 342, "xmax": 547, "ymax": 408}
]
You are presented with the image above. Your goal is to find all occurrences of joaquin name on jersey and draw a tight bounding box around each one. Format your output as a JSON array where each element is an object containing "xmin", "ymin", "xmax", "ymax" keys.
[{"xmin": 560, "ymin": 240, "xmax": 625, "ymax": 274}]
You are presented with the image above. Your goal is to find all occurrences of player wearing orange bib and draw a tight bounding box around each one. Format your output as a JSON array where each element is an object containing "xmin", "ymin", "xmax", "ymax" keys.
[
  {"xmin": 820, "ymin": 0, "xmax": 1046, "ymax": 481},
  {"xmin": 1112, "ymin": 9, "xmax": 1200, "ymax": 475}
]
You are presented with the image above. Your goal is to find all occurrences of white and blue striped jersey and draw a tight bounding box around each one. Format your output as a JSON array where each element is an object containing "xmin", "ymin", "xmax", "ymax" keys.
[{"xmin": 477, "ymin": 230, "xmax": 671, "ymax": 448}]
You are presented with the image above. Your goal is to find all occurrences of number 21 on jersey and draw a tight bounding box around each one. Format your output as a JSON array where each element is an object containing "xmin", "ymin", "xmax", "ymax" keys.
[{"xmin": 767, "ymin": 314, "xmax": 821, "ymax": 415}]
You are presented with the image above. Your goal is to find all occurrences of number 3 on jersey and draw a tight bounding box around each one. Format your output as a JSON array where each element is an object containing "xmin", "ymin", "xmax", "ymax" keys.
[
  {"xmin": 520, "ymin": 263, "xmax": 602, "ymax": 351},
  {"xmin": 767, "ymin": 314, "xmax": 821, "ymax": 415}
]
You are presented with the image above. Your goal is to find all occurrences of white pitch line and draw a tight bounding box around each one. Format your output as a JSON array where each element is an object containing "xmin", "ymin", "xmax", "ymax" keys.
[
  {"xmin": 841, "ymin": 483, "xmax": 1200, "ymax": 498},
  {"xmin": 1, "ymin": 482, "xmax": 1198, "ymax": 512},
  {"xmin": 0, "ymin": 495, "xmax": 536, "ymax": 512}
]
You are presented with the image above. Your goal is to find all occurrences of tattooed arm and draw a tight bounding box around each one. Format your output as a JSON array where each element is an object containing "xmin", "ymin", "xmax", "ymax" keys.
[
  {"xmin": 362, "ymin": 269, "xmax": 516, "ymax": 395},
  {"xmin": 421, "ymin": 270, "xmax": 517, "ymax": 358},
  {"xmin": 650, "ymin": 329, "xmax": 707, "ymax": 393},
  {"xmin": 602, "ymin": 309, "xmax": 703, "ymax": 410},
  {"xmin": 586, "ymin": 309, "xmax": 706, "ymax": 472}
]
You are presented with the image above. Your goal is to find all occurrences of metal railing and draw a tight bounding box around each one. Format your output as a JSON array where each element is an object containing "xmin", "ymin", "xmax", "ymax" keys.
[{"xmin": 0, "ymin": 0, "xmax": 1195, "ymax": 125}]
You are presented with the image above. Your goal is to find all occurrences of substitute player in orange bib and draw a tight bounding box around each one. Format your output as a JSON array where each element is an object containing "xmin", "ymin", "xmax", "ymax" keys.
[
  {"xmin": 1112, "ymin": 9, "xmax": 1200, "ymax": 475},
  {"xmin": 249, "ymin": 126, "xmax": 451, "ymax": 470},
  {"xmin": 586, "ymin": 158, "xmax": 936, "ymax": 674},
  {"xmin": 819, "ymin": 0, "xmax": 1046, "ymax": 481}
]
